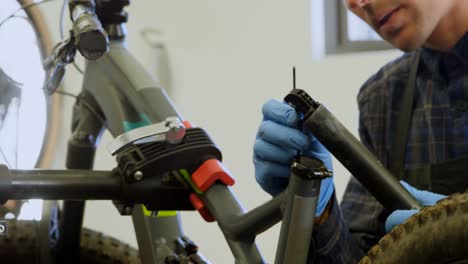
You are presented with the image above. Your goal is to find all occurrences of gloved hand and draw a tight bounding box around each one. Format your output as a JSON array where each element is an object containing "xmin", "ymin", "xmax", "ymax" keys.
[
  {"xmin": 385, "ymin": 181, "xmax": 446, "ymax": 232},
  {"xmin": 253, "ymin": 99, "xmax": 334, "ymax": 216}
]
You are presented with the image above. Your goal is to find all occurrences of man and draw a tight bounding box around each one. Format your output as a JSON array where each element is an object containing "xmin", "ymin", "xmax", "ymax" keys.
[{"xmin": 254, "ymin": 0, "xmax": 468, "ymax": 262}]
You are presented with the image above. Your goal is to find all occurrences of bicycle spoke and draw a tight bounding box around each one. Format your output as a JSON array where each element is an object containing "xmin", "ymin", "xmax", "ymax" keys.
[
  {"xmin": 0, "ymin": 146, "xmax": 12, "ymax": 168},
  {"xmin": 0, "ymin": 0, "xmax": 56, "ymax": 28},
  {"xmin": 14, "ymin": 101, "xmax": 18, "ymax": 169}
]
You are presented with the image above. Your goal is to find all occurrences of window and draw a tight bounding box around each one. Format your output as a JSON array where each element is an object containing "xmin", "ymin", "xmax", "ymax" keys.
[
  {"xmin": 312, "ymin": 0, "xmax": 393, "ymax": 56},
  {"xmin": 345, "ymin": 9, "xmax": 381, "ymax": 42}
]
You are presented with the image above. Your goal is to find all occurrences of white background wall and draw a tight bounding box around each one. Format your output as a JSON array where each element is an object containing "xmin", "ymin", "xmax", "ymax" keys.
[{"xmin": 38, "ymin": 0, "xmax": 401, "ymax": 263}]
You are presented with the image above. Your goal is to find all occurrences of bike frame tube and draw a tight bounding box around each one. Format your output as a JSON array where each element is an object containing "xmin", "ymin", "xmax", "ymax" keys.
[
  {"xmin": 83, "ymin": 41, "xmax": 181, "ymax": 131},
  {"xmin": 57, "ymin": 90, "xmax": 105, "ymax": 263}
]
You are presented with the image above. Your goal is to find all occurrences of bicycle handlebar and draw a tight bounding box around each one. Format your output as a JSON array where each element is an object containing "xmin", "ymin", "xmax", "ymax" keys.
[{"xmin": 69, "ymin": 0, "xmax": 109, "ymax": 60}]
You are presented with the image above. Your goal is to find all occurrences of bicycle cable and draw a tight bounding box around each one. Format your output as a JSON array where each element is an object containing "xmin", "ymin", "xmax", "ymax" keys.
[
  {"xmin": 55, "ymin": 89, "xmax": 107, "ymax": 125},
  {"xmin": 1, "ymin": 1, "xmax": 105, "ymax": 132},
  {"xmin": 0, "ymin": 0, "xmax": 56, "ymax": 28},
  {"xmin": 59, "ymin": 0, "xmax": 68, "ymax": 40},
  {"xmin": 0, "ymin": 0, "xmax": 84, "ymax": 76},
  {"xmin": 59, "ymin": 0, "xmax": 84, "ymax": 75}
]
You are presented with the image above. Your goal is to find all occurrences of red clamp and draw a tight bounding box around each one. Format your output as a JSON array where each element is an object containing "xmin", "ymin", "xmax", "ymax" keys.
[
  {"xmin": 183, "ymin": 121, "xmax": 235, "ymax": 222},
  {"xmin": 189, "ymin": 194, "xmax": 215, "ymax": 222},
  {"xmin": 189, "ymin": 159, "xmax": 236, "ymax": 222},
  {"xmin": 191, "ymin": 159, "xmax": 235, "ymax": 192},
  {"xmin": 183, "ymin": 121, "xmax": 193, "ymax": 128}
]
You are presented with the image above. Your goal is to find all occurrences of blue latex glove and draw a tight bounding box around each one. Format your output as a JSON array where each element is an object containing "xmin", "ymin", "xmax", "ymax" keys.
[
  {"xmin": 385, "ymin": 181, "xmax": 446, "ymax": 232},
  {"xmin": 253, "ymin": 99, "xmax": 334, "ymax": 216}
]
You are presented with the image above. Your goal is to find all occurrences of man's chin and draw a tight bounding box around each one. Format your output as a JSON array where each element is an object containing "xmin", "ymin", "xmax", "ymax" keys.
[
  {"xmin": 393, "ymin": 42, "xmax": 418, "ymax": 52},
  {"xmin": 386, "ymin": 33, "xmax": 425, "ymax": 52}
]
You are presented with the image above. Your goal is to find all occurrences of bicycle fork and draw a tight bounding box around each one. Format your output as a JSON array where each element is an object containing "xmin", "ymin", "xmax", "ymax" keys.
[{"xmin": 55, "ymin": 91, "xmax": 105, "ymax": 263}]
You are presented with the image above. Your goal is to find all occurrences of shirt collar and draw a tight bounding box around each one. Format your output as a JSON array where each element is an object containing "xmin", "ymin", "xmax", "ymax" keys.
[
  {"xmin": 420, "ymin": 32, "xmax": 468, "ymax": 74},
  {"xmin": 452, "ymin": 32, "xmax": 468, "ymax": 64}
]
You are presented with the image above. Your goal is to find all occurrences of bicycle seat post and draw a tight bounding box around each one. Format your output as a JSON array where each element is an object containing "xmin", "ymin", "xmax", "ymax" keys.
[{"xmin": 274, "ymin": 156, "xmax": 332, "ymax": 264}]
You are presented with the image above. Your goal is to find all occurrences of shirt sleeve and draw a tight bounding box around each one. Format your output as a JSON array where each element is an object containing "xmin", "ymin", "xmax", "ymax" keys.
[
  {"xmin": 309, "ymin": 194, "xmax": 364, "ymax": 263},
  {"xmin": 309, "ymin": 163, "xmax": 388, "ymax": 261},
  {"xmin": 340, "ymin": 177, "xmax": 388, "ymax": 253}
]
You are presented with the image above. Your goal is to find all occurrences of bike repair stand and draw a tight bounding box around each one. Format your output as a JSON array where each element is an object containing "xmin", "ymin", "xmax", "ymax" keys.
[{"xmin": 274, "ymin": 156, "xmax": 331, "ymax": 264}]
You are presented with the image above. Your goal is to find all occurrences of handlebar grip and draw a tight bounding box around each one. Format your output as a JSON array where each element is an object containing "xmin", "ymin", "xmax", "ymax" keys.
[
  {"xmin": 0, "ymin": 165, "xmax": 12, "ymax": 205},
  {"xmin": 71, "ymin": 2, "xmax": 109, "ymax": 60}
]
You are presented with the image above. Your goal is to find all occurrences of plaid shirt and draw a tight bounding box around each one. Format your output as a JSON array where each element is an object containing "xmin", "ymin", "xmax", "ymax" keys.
[{"xmin": 310, "ymin": 33, "xmax": 468, "ymax": 263}]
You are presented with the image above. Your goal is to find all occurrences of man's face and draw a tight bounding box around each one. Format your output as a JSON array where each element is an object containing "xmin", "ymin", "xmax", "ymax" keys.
[{"xmin": 344, "ymin": 0, "xmax": 455, "ymax": 51}]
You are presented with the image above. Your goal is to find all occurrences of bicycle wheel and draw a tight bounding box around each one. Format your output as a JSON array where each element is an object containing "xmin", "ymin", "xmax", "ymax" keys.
[
  {"xmin": 360, "ymin": 192, "xmax": 468, "ymax": 264},
  {"xmin": 0, "ymin": 220, "xmax": 140, "ymax": 263}
]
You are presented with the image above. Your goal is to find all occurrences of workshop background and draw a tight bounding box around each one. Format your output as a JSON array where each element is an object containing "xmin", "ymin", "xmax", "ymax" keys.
[{"xmin": 38, "ymin": 1, "xmax": 401, "ymax": 263}]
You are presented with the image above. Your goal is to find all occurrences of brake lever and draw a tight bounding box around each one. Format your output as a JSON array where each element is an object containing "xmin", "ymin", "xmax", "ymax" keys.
[{"xmin": 42, "ymin": 36, "xmax": 76, "ymax": 95}]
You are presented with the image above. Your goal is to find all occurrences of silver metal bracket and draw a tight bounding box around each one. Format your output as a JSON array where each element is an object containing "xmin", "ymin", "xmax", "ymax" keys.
[{"xmin": 108, "ymin": 117, "xmax": 185, "ymax": 155}]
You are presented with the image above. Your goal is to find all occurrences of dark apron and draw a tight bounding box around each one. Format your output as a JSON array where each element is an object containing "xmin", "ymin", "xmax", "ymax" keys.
[{"xmin": 389, "ymin": 51, "xmax": 468, "ymax": 195}]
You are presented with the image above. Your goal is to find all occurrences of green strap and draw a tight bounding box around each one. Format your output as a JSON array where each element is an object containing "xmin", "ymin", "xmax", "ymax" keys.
[{"xmin": 179, "ymin": 169, "xmax": 203, "ymax": 195}]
